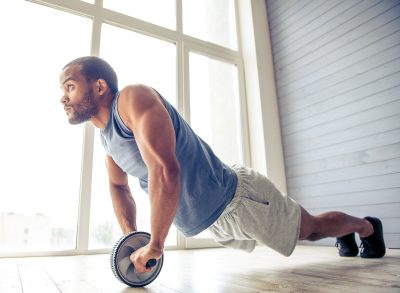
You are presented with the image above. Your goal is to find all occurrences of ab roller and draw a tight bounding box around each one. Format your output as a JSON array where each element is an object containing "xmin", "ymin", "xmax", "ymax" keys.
[{"xmin": 110, "ymin": 231, "xmax": 164, "ymax": 287}]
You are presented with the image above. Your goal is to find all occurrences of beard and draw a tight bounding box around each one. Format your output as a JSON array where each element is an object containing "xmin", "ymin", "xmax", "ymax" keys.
[{"xmin": 68, "ymin": 90, "xmax": 98, "ymax": 125}]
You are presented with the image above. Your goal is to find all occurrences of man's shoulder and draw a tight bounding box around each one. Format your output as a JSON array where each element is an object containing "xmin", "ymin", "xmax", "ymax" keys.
[
  {"xmin": 120, "ymin": 83, "xmax": 152, "ymax": 93},
  {"xmin": 118, "ymin": 84, "xmax": 158, "ymax": 111}
]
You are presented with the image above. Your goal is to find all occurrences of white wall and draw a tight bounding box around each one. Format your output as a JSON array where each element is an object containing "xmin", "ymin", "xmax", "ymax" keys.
[{"xmin": 266, "ymin": 0, "xmax": 400, "ymax": 248}]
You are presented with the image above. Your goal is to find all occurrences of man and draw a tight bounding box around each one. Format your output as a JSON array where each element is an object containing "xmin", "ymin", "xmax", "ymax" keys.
[{"xmin": 59, "ymin": 56, "xmax": 386, "ymax": 273}]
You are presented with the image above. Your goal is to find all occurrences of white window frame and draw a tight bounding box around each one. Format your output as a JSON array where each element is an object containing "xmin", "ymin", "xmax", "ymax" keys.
[{"xmin": 16, "ymin": 0, "xmax": 286, "ymax": 256}]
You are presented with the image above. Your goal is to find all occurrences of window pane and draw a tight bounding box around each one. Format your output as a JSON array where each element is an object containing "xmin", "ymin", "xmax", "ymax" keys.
[
  {"xmin": 183, "ymin": 0, "xmax": 237, "ymax": 50},
  {"xmin": 189, "ymin": 53, "xmax": 242, "ymax": 166},
  {"xmin": 189, "ymin": 53, "xmax": 242, "ymax": 240},
  {"xmin": 89, "ymin": 24, "xmax": 177, "ymax": 249},
  {"xmin": 100, "ymin": 24, "xmax": 176, "ymax": 105},
  {"xmin": 103, "ymin": 0, "xmax": 175, "ymax": 30},
  {"xmin": 0, "ymin": 1, "xmax": 91, "ymax": 252}
]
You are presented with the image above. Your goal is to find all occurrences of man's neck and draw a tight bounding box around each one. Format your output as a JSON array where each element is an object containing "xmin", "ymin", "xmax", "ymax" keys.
[{"xmin": 90, "ymin": 92, "xmax": 116, "ymax": 129}]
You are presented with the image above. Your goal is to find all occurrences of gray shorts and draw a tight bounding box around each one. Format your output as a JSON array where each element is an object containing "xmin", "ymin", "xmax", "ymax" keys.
[{"xmin": 208, "ymin": 165, "xmax": 301, "ymax": 256}]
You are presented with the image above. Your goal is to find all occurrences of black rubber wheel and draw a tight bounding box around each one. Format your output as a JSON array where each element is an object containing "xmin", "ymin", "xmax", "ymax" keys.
[{"xmin": 110, "ymin": 231, "xmax": 163, "ymax": 287}]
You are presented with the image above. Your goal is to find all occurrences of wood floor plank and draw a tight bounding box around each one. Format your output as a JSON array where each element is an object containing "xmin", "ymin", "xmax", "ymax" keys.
[
  {"xmin": 36, "ymin": 255, "xmax": 180, "ymax": 293},
  {"xmin": 0, "ymin": 260, "xmax": 23, "ymax": 293},
  {"xmin": 36, "ymin": 256, "xmax": 108, "ymax": 293},
  {"xmin": 17, "ymin": 261, "xmax": 60, "ymax": 293},
  {"xmin": 0, "ymin": 246, "xmax": 398, "ymax": 292}
]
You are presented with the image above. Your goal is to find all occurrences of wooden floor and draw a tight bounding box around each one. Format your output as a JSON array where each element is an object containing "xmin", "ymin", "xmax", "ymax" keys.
[{"xmin": 0, "ymin": 245, "xmax": 399, "ymax": 293}]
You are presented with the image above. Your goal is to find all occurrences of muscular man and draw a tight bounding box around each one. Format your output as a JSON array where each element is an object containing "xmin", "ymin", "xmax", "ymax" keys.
[{"xmin": 59, "ymin": 56, "xmax": 386, "ymax": 273}]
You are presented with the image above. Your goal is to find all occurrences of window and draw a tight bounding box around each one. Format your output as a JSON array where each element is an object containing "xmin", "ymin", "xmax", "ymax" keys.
[
  {"xmin": 189, "ymin": 52, "xmax": 242, "ymax": 166},
  {"xmin": 103, "ymin": 0, "xmax": 175, "ymax": 30},
  {"xmin": 182, "ymin": 0, "xmax": 238, "ymax": 49},
  {"xmin": 0, "ymin": 0, "xmax": 91, "ymax": 253},
  {"xmin": 100, "ymin": 24, "xmax": 176, "ymax": 104},
  {"xmin": 1, "ymin": 0, "xmax": 250, "ymax": 255}
]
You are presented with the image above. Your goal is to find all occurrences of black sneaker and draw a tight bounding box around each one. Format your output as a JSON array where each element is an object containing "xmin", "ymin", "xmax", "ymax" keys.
[
  {"xmin": 335, "ymin": 233, "xmax": 359, "ymax": 257},
  {"xmin": 360, "ymin": 216, "xmax": 386, "ymax": 258}
]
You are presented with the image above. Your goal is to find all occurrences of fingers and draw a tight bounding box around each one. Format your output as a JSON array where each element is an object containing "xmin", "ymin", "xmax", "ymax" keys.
[
  {"xmin": 129, "ymin": 253, "xmax": 146, "ymax": 273},
  {"xmin": 129, "ymin": 249, "xmax": 155, "ymax": 273}
]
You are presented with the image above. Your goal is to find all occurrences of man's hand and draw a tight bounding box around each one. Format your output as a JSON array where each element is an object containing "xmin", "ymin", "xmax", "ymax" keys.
[{"xmin": 130, "ymin": 244, "xmax": 163, "ymax": 273}]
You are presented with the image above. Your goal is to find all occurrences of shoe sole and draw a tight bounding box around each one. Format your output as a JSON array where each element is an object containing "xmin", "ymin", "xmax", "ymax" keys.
[{"xmin": 339, "ymin": 251, "xmax": 359, "ymax": 257}]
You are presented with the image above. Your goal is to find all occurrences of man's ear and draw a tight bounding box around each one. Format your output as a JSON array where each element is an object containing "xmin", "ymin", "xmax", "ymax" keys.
[{"xmin": 96, "ymin": 79, "xmax": 108, "ymax": 95}]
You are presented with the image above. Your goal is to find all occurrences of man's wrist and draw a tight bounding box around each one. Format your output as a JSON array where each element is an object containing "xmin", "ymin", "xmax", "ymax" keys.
[
  {"xmin": 149, "ymin": 239, "xmax": 164, "ymax": 253},
  {"xmin": 122, "ymin": 225, "xmax": 137, "ymax": 234}
]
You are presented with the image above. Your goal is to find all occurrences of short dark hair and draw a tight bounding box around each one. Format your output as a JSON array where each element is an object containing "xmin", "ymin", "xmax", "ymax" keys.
[{"xmin": 63, "ymin": 56, "xmax": 118, "ymax": 94}]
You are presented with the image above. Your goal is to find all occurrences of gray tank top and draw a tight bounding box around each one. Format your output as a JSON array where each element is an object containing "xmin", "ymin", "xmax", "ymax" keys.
[{"xmin": 100, "ymin": 90, "xmax": 237, "ymax": 237}]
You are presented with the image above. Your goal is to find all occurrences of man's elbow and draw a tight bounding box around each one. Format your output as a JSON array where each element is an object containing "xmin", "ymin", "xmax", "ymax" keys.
[
  {"xmin": 160, "ymin": 161, "xmax": 180, "ymax": 193},
  {"xmin": 168, "ymin": 161, "xmax": 180, "ymax": 177},
  {"xmin": 166, "ymin": 161, "xmax": 180, "ymax": 183}
]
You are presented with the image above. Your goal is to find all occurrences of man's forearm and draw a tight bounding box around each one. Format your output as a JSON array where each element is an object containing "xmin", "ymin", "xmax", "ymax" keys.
[
  {"xmin": 148, "ymin": 166, "xmax": 180, "ymax": 251},
  {"xmin": 110, "ymin": 184, "xmax": 137, "ymax": 234}
]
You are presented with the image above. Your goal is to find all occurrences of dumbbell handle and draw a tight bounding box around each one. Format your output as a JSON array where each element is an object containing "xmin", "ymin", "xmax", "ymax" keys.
[{"xmin": 146, "ymin": 259, "xmax": 157, "ymax": 268}]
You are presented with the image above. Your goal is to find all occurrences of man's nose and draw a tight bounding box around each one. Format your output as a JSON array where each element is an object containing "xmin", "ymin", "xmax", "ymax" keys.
[{"xmin": 60, "ymin": 94, "xmax": 68, "ymax": 105}]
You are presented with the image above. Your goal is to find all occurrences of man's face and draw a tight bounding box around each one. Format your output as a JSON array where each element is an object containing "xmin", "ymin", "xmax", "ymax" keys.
[{"xmin": 59, "ymin": 65, "xmax": 98, "ymax": 125}]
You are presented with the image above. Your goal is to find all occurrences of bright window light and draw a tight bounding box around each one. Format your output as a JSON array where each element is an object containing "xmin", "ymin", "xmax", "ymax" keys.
[
  {"xmin": 0, "ymin": 1, "xmax": 91, "ymax": 252},
  {"xmin": 182, "ymin": 0, "xmax": 238, "ymax": 50},
  {"xmin": 189, "ymin": 53, "xmax": 242, "ymax": 166},
  {"xmin": 103, "ymin": 0, "xmax": 176, "ymax": 30}
]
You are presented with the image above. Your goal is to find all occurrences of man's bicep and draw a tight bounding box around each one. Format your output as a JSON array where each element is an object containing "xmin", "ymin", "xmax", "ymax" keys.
[
  {"xmin": 120, "ymin": 85, "xmax": 179, "ymax": 171},
  {"xmin": 105, "ymin": 155, "xmax": 128, "ymax": 187}
]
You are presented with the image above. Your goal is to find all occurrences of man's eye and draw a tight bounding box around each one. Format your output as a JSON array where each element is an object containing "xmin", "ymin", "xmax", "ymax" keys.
[{"xmin": 67, "ymin": 84, "xmax": 74, "ymax": 91}]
